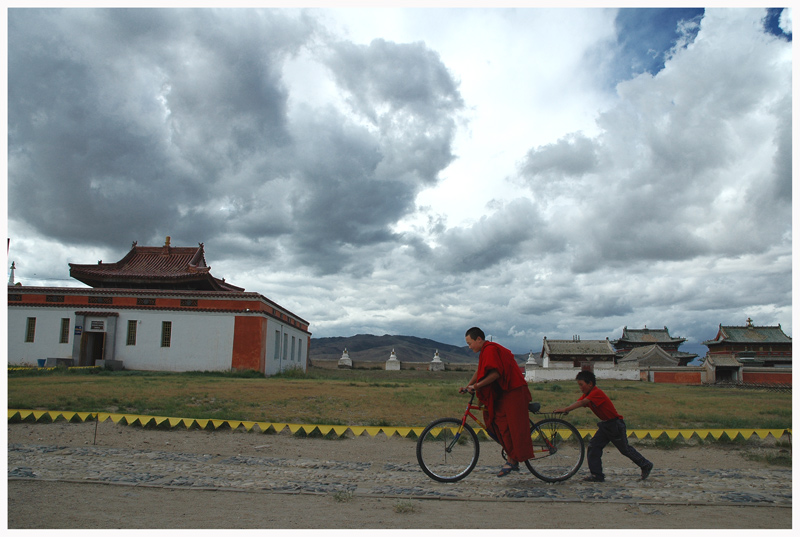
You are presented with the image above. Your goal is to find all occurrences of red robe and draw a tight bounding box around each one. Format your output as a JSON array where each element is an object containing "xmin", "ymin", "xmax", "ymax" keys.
[{"xmin": 476, "ymin": 341, "xmax": 534, "ymax": 462}]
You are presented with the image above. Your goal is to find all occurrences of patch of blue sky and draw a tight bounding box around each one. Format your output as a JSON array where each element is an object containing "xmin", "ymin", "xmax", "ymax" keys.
[{"xmin": 611, "ymin": 8, "xmax": 705, "ymax": 84}]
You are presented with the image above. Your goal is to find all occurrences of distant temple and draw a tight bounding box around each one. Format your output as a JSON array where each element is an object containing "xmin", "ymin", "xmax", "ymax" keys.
[
  {"xmin": 612, "ymin": 326, "xmax": 696, "ymax": 366},
  {"xmin": 539, "ymin": 336, "xmax": 617, "ymax": 368},
  {"xmin": 701, "ymin": 318, "xmax": 791, "ymax": 381}
]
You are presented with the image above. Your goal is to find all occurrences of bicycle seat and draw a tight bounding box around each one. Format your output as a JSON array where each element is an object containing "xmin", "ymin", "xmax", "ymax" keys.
[{"xmin": 528, "ymin": 402, "xmax": 541, "ymax": 413}]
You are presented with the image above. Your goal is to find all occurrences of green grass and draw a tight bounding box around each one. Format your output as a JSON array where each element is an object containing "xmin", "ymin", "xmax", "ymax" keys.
[{"xmin": 7, "ymin": 367, "xmax": 792, "ymax": 430}]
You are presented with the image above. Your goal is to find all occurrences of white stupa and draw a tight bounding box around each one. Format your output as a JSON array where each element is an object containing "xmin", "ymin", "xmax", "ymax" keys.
[
  {"xmin": 385, "ymin": 348, "xmax": 400, "ymax": 370},
  {"xmin": 429, "ymin": 349, "xmax": 445, "ymax": 371},
  {"xmin": 338, "ymin": 348, "xmax": 352, "ymax": 369}
]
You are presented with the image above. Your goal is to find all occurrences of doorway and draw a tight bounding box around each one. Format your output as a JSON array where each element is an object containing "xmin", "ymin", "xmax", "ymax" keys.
[
  {"xmin": 715, "ymin": 367, "xmax": 738, "ymax": 383},
  {"xmin": 79, "ymin": 332, "xmax": 105, "ymax": 366}
]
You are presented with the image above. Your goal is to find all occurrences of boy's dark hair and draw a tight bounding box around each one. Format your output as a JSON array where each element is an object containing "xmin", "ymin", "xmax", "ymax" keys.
[
  {"xmin": 576, "ymin": 370, "xmax": 596, "ymax": 385},
  {"xmin": 465, "ymin": 327, "xmax": 485, "ymax": 341}
]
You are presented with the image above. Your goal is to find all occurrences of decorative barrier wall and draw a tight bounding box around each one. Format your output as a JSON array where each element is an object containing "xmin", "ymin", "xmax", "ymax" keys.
[
  {"xmin": 741, "ymin": 368, "xmax": 792, "ymax": 385},
  {"xmin": 8, "ymin": 409, "xmax": 790, "ymax": 442},
  {"xmin": 650, "ymin": 368, "xmax": 705, "ymax": 384},
  {"xmin": 526, "ymin": 367, "xmax": 640, "ymax": 383},
  {"xmin": 309, "ymin": 360, "xmax": 477, "ymax": 371}
]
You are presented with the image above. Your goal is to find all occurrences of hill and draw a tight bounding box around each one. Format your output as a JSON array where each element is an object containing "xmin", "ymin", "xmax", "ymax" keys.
[{"xmin": 309, "ymin": 334, "xmax": 531, "ymax": 364}]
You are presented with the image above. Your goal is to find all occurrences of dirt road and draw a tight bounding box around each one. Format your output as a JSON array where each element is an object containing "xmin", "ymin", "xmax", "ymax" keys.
[{"xmin": 7, "ymin": 421, "xmax": 792, "ymax": 529}]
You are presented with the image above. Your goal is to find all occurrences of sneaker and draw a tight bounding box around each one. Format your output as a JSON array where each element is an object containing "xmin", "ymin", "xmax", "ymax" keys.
[
  {"xmin": 582, "ymin": 474, "xmax": 604, "ymax": 483},
  {"xmin": 641, "ymin": 462, "xmax": 653, "ymax": 480}
]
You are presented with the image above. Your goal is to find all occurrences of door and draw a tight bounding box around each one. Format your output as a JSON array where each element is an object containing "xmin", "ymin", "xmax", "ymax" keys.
[{"xmin": 79, "ymin": 332, "xmax": 105, "ymax": 366}]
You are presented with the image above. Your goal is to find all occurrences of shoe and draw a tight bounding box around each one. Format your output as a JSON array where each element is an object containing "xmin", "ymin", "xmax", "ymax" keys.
[
  {"xmin": 582, "ymin": 474, "xmax": 605, "ymax": 483},
  {"xmin": 497, "ymin": 462, "xmax": 520, "ymax": 477},
  {"xmin": 641, "ymin": 462, "xmax": 653, "ymax": 480}
]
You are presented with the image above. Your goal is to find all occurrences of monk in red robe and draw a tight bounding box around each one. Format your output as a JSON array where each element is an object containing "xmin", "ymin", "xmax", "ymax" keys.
[{"xmin": 461, "ymin": 326, "xmax": 534, "ymax": 476}]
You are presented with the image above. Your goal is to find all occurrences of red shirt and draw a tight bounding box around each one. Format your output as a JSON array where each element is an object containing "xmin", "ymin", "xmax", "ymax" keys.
[{"xmin": 579, "ymin": 386, "xmax": 623, "ymax": 421}]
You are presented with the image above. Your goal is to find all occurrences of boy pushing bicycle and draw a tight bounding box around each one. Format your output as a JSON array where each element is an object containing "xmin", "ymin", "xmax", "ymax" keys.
[{"xmin": 553, "ymin": 370, "xmax": 653, "ymax": 482}]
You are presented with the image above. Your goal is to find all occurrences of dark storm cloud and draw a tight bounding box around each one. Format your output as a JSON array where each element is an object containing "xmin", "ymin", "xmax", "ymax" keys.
[
  {"xmin": 520, "ymin": 133, "xmax": 598, "ymax": 185},
  {"xmin": 9, "ymin": 8, "xmax": 312, "ymax": 248},
  {"xmin": 324, "ymin": 38, "xmax": 464, "ymax": 130},
  {"xmin": 8, "ymin": 10, "xmax": 465, "ymax": 278},
  {"xmin": 408, "ymin": 197, "xmax": 558, "ymax": 274},
  {"xmin": 272, "ymin": 39, "xmax": 465, "ymax": 275}
]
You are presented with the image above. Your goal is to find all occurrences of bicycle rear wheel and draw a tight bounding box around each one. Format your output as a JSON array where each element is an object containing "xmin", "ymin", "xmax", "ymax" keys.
[
  {"xmin": 524, "ymin": 418, "xmax": 585, "ymax": 483},
  {"xmin": 416, "ymin": 417, "xmax": 480, "ymax": 482}
]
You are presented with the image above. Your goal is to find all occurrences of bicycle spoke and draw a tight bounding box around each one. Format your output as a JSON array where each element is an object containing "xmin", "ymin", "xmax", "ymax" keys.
[
  {"xmin": 417, "ymin": 418, "xmax": 480, "ymax": 482},
  {"xmin": 525, "ymin": 418, "xmax": 585, "ymax": 483}
]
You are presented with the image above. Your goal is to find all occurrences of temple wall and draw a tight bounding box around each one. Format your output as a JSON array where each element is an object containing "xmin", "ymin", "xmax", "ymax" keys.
[
  {"xmin": 741, "ymin": 368, "xmax": 792, "ymax": 385},
  {"xmin": 7, "ymin": 307, "xmax": 75, "ymax": 365},
  {"xmin": 116, "ymin": 310, "xmax": 235, "ymax": 371},
  {"xmin": 526, "ymin": 367, "xmax": 640, "ymax": 382},
  {"xmin": 310, "ymin": 360, "xmax": 477, "ymax": 371},
  {"xmin": 263, "ymin": 320, "xmax": 309, "ymax": 376}
]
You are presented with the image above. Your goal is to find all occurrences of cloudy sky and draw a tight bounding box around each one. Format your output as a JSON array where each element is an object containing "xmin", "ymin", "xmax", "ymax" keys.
[{"xmin": 5, "ymin": 7, "xmax": 793, "ymax": 356}]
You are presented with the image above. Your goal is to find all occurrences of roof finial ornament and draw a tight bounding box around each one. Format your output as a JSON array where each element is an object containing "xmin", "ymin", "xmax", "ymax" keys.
[
  {"xmin": 132, "ymin": 240, "xmax": 138, "ymax": 248},
  {"xmin": 746, "ymin": 317, "xmax": 753, "ymax": 327},
  {"xmin": 165, "ymin": 236, "xmax": 171, "ymax": 247}
]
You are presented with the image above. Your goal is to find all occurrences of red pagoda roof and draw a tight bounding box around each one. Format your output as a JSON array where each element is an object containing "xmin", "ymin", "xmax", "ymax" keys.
[{"xmin": 69, "ymin": 238, "xmax": 244, "ymax": 292}]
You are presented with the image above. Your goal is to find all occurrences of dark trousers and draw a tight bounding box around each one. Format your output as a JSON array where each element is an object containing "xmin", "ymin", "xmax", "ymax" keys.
[{"xmin": 587, "ymin": 418, "xmax": 650, "ymax": 478}]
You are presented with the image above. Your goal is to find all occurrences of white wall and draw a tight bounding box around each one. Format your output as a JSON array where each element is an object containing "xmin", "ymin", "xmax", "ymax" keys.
[
  {"xmin": 265, "ymin": 320, "xmax": 308, "ymax": 376},
  {"xmin": 526, "ymin": 366, "xmax": 640, "ymax": 383},
  {"xmin": 8, "ymin": 307, "xmax": 74, "ymax": 365},
  {"xmin": 8, "ymin": 307, "xmax": 238, "ymax": 371},
  {"xmin": 115, "ymin": 310, "xmax": 235, "ymax": 372}
]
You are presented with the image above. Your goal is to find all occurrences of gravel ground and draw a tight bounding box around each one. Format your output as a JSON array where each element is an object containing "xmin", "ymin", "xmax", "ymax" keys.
[{"xmin": 6, "ymin": 421, "xmax": 793, "ymax": 529}]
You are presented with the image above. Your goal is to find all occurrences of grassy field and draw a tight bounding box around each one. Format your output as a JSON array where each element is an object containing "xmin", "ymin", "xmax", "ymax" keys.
[{"xmin": 7, "ymin": 366, "xmax": 792, "ymax": 431}]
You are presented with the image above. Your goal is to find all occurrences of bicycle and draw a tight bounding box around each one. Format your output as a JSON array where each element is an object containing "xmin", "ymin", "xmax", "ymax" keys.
[{"xmin": 416, "ymin": 392, "xmax": 585, "ymax": 483}]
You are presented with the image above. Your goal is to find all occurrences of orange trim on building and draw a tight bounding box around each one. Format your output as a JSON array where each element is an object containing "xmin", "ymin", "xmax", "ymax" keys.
[
  {"xmin": 9, "ymin": 290, "xmax": 310, "ymax": 334},
  {"xmin": 231, "ymin": 316, "xmax": 267, "ymax": 372}
]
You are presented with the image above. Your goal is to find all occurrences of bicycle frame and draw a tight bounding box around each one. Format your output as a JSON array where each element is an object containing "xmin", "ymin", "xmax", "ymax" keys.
[
  {"xmin": 453, "ymin": 392, "xmax": 558, "ymax": 458},
  {"xmin": 441, "ymin": 393, "xmax": 485, "ymax": 453}
]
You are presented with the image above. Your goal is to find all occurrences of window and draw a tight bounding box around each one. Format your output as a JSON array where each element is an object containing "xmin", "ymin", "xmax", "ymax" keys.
[
  {"xmin": 127, "ymin": 320, "xmax": 137, "ymax": 346},
  {"xmin": 161, "ymin": 321, "xmax": 172, "ymax": 348},
  {"xmin": 283, "ymin": 333, "xmax": 288, "ymax": 361},
  {"xmin": 296, "ymin": 339, "xmax": 303, "ymax": 362},
  {"xmin": 59, "ymin": 318, "xmax": 70, "ymax": 344},
  {"xmin": 274, "ymin": 330, "xmax": 281, "ymax": 360},
  {"xmin": 291, "ymin": 336, "xmax": 296, "ymax": 361},
  {"xmin": 25, "ymin": 318, "xmax": 36, "ymax": 343}
]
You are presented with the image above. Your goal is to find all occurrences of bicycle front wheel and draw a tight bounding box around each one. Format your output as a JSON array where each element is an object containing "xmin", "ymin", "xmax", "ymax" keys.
[
  {"xmin": 524, "ymin": 418, "xmax": 585, "ymax": 483},
  {"xmin": 416, "ymin": 417, "xmax": 480, "ymax": 482}
]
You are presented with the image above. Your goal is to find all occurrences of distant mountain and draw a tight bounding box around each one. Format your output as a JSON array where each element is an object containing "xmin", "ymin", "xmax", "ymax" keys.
[{"xmin": 309, "ymin": 334, "xmax": 531, "ymax": 364}]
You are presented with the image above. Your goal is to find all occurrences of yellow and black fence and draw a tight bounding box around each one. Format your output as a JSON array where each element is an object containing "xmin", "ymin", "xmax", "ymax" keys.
[{"xmin": 8, "ymin": 409, "xmax": 791, "ymax": 442}]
